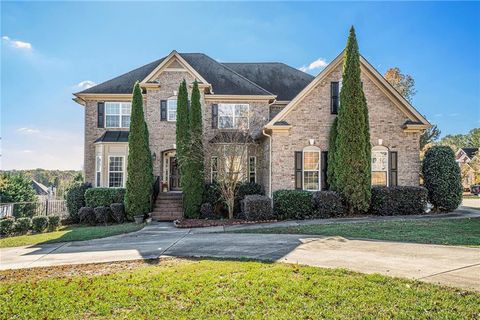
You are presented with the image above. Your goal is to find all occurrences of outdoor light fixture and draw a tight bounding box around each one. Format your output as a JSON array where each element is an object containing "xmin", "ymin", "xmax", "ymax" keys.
[{"xmin": 152, "ymin": 152, "xmax": 157, "ymax": 161}]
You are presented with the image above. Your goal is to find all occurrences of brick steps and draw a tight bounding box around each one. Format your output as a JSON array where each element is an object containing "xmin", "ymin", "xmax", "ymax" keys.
[{"xmin": 151, "ymin": 192, "xmax": 183, "ymax": 221}]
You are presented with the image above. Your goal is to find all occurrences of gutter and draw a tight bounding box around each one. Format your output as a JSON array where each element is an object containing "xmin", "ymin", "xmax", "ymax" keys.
[{"xmin": 262, "ymin": 128, "xmax": 272, "ymax": 198}]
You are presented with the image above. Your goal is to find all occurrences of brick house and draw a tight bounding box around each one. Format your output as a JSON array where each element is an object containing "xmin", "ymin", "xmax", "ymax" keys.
[
  {"xmin": 74, "ymin": 50, "xmax": 430, "ymax": 218},
  {"xmin": 456, "ymin": 147, "xmax": 479, "ymax": 190}
]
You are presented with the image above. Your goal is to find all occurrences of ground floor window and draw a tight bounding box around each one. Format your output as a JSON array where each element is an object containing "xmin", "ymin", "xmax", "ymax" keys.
[
  {"xmin": 108, "ymin": 156, "xmax": 125, "ymax": 187},
  {"xmin": 249, "ymin": 156, "xmax": 256, "ymax": 183},
  {"xmin": 372, "ymin": 146, "xmax": 388, "ymax": 186},
  {"xmin": 95, "ymin": 156, "xmax": 102, "ymax": 187},
  {"xmin": 303, "ymin": 147, "xmax": 320, "ymax": 191}
]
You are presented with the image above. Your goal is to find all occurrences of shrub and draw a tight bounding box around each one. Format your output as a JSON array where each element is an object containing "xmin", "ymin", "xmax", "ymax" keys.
[
  {"xmin": 203, "ymin": 183, "xmax": 222, "ymax": 206},
  {"xmin": 0, "ymin": 218, "xmax": 15, "ymax": 236},
  {"xmin": 65, "ymin": 183, "xmax": 91, "ymax": 222},
  {"xmin": 94, "ymin": 206, "xmax": 110, "ymax": 225},
  {"xmin": 241, "ymin": 195, "xmax": 273, "ymax": 221},
  {"xmin": 273, "ymin": 190, "xmax": 314, "ymax": 220},
  {"xmin": 370, "ymin": 186, "xmax": 428, "ymax": 216},
  {"xmin": 32, "ymin": 216, "xmax": 48, "ymax": 233},
  {"xmin": 85, "ymin": 188, "xmax": 125, "ymax": 208},
  {"xmin": 312, "ymin": 191, "xmax": 347, "ymax": 218},
  {"xmin": 422, "ymin": 146, "xmax": 462, "ymax": 212},
  {"xmin": 14, "ymin": 217, "xmax": 32, "ymax": 234},
  {"xmin": 78, "ymin": 207, "xmax": 96, "ymax": 226},
  {"xmin": 199, "ymin": 203, "xmax": 215, "ymax": 219},
  {"xmin": 47, "ymin": 216, "xmax": 61, "ymax": 232},
  {"xmin": 235, "ymin": 182, "xmax": 264, "ymax": 214},
  {"xmin": 110, "ymin": 203, "xmax": 125, "ymax": 223}
]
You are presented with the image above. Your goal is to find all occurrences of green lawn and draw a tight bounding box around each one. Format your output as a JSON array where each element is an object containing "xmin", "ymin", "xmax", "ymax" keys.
[
  {"xmin": 0, "ymin": 223, "xmax": 144, "ymax": 248},
  {"xmin": 0, "ymin": 259, "xmax": 478, "ymax": 319},
  {"xmin": 235, "ymin": 218, "xmax": 480, "ymax": 247}
]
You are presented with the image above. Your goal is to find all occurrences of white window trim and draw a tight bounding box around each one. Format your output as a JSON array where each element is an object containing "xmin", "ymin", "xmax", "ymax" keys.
[
  {"xmin": 249, "ymin": 156, "xmax": 256, "ymax": 183},
  {"xmin": 218, "ymin": 103, "xmax": 249, "ymax": 129},
  {"xmin": 303, "ymin": 146, "xmax": 321, "ymax": 191},
  {"xmin": 371, "ymin": 146, "xmax": 389, "ymax": 187},
  {"xmin": 105, "ymin": 102, "xmax": 131, "ymax": 128},
  {"xmin": 108, "ymin": 155, "xmax": 125, "ymax": 188},
  {"xmin": 95, "ymin": 155, "xmax": 102, "ymax": 187},
  {"xmin": 167, "ymin": 98, "xmax": 177, "ymax": 122},
  {"xmin": 211, "ymin": 156, "xmax": 218, "ymax": 183}
]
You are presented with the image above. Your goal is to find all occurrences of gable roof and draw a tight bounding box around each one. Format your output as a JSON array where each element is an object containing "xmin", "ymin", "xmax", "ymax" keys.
[
  {"xmin": 75, "ymin": 52, "xmax": 315, "ymax": 98},
  {"xmin": 266, "ymin": 51, "xmax": 431, "ymax": 130},
  {"xmin": 32, "ymin": 180, "xmax": 49, "ymax": 195},
  {"xmin": 223, "ymin": 63, "xmax": 314, "ymax": 100},
  {"xmin": 460, "ymin": 147, "xmax": 479, "ymax": 160}
]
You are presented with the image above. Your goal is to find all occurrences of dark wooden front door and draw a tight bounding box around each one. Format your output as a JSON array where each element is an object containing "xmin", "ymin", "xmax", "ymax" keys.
[{"xmin": 169, "ymin": 156, "xmax": 181, "ymax": 191}]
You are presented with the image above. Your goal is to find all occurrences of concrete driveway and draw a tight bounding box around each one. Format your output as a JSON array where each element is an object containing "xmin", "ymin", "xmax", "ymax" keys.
[{"xmin": 1, "ymin": 222, "xmax": 479, "ymax": 291}]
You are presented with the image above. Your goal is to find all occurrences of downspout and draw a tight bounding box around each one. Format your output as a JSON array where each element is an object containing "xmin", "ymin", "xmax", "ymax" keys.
[{"xmin": 262, "ymin": 128, "xmax": 272, "ymax": 198}]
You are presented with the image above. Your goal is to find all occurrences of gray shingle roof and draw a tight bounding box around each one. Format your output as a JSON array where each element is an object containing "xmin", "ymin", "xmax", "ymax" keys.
[
  {"xmin": 76, "ymin": 52, "xmax": 312, "ymax": 99},
  {"xmin": 223, "ymin": 63, "xmax": 314, "ymax": 100},
  {"xmin": 94, "ymin": 131, "xmax": 129, "ymax": 143},
  {"xmin": 461, "ymin": 148, "xmax": 478, "ymax": 159}
]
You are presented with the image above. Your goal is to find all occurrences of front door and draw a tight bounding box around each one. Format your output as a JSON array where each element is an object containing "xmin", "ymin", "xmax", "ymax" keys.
[{"xmin": 169, "ymin": 156, "xmax": 181, "ymax": 191}]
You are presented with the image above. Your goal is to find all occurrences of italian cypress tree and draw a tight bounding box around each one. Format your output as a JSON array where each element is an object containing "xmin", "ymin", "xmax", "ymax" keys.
[
  {"xmin": 183, "ymin": 80, "xmax": 204, "ymax": 218},
  {"xmin": 125, "ymin": 82, "xmax": 154, "ymax": 220},
  {"xmin": 176, "ymin": 79, "xmax": 190, "ymax": 188},
  {"xmin": 327, "ymin": 117, "xmax": 338, "ymax": 190},
  {"xmin": 334, "ymin": 26, "xmax": 371, "ymax": 213}
]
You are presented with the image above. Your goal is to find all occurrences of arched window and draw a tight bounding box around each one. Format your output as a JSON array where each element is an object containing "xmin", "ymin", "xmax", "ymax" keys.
[
  {"xmin": 303, "ymin": 146, "xmax": 321, "ymax": 191},
  {"xmin": 371, "ymin": 146, "xmax": 389, "ymax": 186}
]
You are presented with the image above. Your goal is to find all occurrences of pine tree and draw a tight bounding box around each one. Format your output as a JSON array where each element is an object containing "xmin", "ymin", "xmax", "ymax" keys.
[
  {"xmin": 334, "ymin": 26, "xmax": 371, "ymax": 213},
  {"xmin": 183, "ymin": 80, "xmax": 204, "ymax": 218},
  {"xmin": 327, "ymin": 117, "xmax": 338, "ymax": 190},
  {"xmin": 176, "ymin": 79, "xmax": 190, "ymax": 188},
  {"xmin": 125, "ymin": 82, "xmax": 154, "ymax": 220}
]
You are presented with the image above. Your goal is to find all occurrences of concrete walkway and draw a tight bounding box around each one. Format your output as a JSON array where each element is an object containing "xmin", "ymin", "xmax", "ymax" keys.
[{"xmin": 1, "ymin": 217, "xmax": 479, "ymax": 291}]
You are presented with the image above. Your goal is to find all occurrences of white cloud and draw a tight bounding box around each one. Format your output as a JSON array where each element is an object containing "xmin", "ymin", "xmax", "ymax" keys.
[
  {"xmin": 2, "ymin": 35, "xmax": 32, "ymax": 50},
  {"xmin": 299, "ymin": 58, "xmax": 328, "ymax": 73},
  {"xmin": 76, "ymin": 80, "xmax": 97, "ymax": 90},
  {"xmin": 17, "ymin": 127, "xmax": 40, "ymax": 134}
]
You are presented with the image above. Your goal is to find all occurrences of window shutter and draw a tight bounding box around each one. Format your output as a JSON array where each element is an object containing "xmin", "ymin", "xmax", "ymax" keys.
[
  {"xmin": 330, "ymin": 82, "xmax": 339, "ymax": 114},
  {"xmin": 97, "ymin": 102, "xmax": 105, "ymax": 128},
  {"xmin": 212, "ymin": 104, "xmax": 218, "ymax": 128},
  {"xmin": 389, "ymin": 151, "xmax": 398, "ymax": 186},
  {"xmin": 160, "ymin": 100, "xmax": 167, "ymax": 121},
  {"xmin": 321, "ymin": 151, "xmax": 329, "ymax": 190},
  {"xmin": 295, "ymin": 151, "xmax": 303, "ymax": 190}
]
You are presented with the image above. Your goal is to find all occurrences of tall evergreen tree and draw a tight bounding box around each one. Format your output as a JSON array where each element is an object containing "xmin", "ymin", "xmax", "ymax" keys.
[
  {"xmin": 176, "ymin": 79, "xmax": 190, "ymax": 189},
  {"xmin": 125, "ymin": 82, "xmax": 154, "ymax": 219},
  {"xmin": 183, "ymin": 80, "xmax": 204, "ymax": 218},
  {"xmin": 327, "ymin": 117, "xmax": 338, "ymax": 190},
  {"xmin": 334, "ymin": 26, "xmax": 371, "ymax": 213}
]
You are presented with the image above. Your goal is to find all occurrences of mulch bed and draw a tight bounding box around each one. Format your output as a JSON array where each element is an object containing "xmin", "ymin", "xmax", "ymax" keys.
[{"xmin": 174, "ymin": 219, "xmax": 277, "ymax": 228}]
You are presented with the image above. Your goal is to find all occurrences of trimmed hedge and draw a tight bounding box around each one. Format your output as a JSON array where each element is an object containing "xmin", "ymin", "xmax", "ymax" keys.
[
  {"xmin": 78, "ymin": 207, "xmax": 96, "ymax": 226},
  {"xmin": 94, "ymin": 206, "xmax": 110, "ymax": 225},
  {"xmin": 110, "ymin": 203, "xmax": 125, "ymax": 223},
  {"xmin": 14, "ymin": 217, "xmax": 31, "ymax": 234},
  {"xmin": 241, "ymin": 195, "xmax": 273, "ymax": 220},
  {"xmin": 0, "ymin": 218, "xmax": 15, "ymax": 236},
  {"xmin": 273, "ymin": 190, "xmax": 314, "ymax": 220},
  {"xmin": 370, "ymin": 186, "xmax": 428, "ymax": 216},
  {"xmin": 422, "ymin": 146, "xmax": 463, "ymax": 212},
  {"xmin": 32, "ymin": 216, "xmax": 48, "ymax": 233},
  {"xmin": 85, "ymin": 188, "xmax": 125, "ymax": 208},
  {"xmin": 47, "ymin": 216, "xmax": 61, "ymax": 232},
  {"xmin": 65, "ymin": 183, "xmax": 91, "ymax": 222},
  {"xmin": 312, "ymin": 191, "xmax": 347, "ymax": 218},
  {"xmin": 200, "ymin": 203, "xmax": 216, "ymax": 219}
]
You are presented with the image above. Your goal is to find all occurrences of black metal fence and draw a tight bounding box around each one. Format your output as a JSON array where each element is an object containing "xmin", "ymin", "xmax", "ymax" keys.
[{"xmin": 0, "ymin": 200, "xmax": 68, "ymax": 219}]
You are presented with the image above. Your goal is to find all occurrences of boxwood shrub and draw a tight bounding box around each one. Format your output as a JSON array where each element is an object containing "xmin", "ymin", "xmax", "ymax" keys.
[
  {"xmin": 47, "ymin": 216, "xmax": 61, "ymax": 232},
  {"xmin": 312, "ymin": 191, "xmax": 347, "ymax": 218},
  {"xmin": 241, "ymin": 195, "xmax": 273, "ymax": 220},
  {"xmin": 370, "ymin": 186, "xmax": 428, "ymax": 215},
  {"xmin": 78, "ymin": 207, "xmax": 96, "ymax": 225},
  {"xmin": 110, "ymin": 203, "xmax": 125, "ymax": 223},
  {"xmin": 422, "ymin": 146, "xmax": 463, "ymax": 212},
  {"xmin": 32, "ymin": 216, "xmax": 48, "ymax": 233},
  {"xmin": 65, "ymin": 183, "xmax": 91, "ymax": 222},
  {"xmin": 0, "ymin": 218, "xmax": 15, "ymax": 236},
  {"xmin": 94, "ymin": 206, "xmax": 110, "ymax": 225},
  {"xmin": 85, "ymin": 188, "xmax": 126, "ymax": 208},
  {"xmin": 14, "ymin": 217, "xmax": 32, "ymax": 234},
  {"xmin": 273, "ymin": 190, "xmax": 314, "ymax": 220}
]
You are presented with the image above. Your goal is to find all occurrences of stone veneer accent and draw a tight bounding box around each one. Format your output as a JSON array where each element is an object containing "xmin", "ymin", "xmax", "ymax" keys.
[{"xmin": 270, "ymin": 63, "xmax": 421, "ymax": 192}]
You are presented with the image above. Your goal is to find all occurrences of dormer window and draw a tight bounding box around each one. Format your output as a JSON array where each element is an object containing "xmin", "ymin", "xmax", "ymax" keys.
[{"xmin": 105, "ymin": 102, "xmax": 131, "ymax": 128}]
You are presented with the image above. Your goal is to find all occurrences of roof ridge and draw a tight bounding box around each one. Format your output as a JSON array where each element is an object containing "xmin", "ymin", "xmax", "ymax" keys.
[{"xmin": 223, "ymin": 61, "xmax": 314, "ymax": 78}]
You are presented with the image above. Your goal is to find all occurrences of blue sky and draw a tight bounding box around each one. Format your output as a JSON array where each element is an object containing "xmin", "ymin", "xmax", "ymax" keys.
[{"xmin": 1, "ymin": 1, "xmax": 479, "ymax": 170}]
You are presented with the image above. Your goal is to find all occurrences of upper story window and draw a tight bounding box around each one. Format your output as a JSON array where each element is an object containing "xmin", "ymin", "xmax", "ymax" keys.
[
  {"xmin": 371, "ymin": 146, "xmax": 389, "ymax": 186},
  {"xmin": 218, "ymin": 104, "xmax": 249, "ymax": 129},
  {"xmin": 105, "ymin": 102, "xmax": 131, "ymax": 128},
  {"xmin": 167, "ymin": 98, "xmax": 177, "ymax": 122}
]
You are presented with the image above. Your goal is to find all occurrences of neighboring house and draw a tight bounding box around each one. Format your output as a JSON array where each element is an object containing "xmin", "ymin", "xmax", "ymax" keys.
[
  {"xmin": 31, "ymin": 180, "xmax": 55, "ymax": 201},
  {"xmin": 73, "ymin": 50, "xmax": 430, "ymax": 215},
  {"xmin": 456, "ymin": 147, "xmax": 479, "ymax": 190}
]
